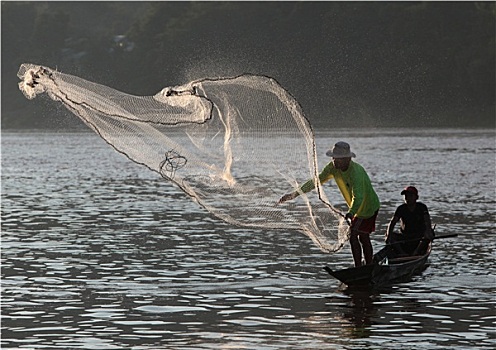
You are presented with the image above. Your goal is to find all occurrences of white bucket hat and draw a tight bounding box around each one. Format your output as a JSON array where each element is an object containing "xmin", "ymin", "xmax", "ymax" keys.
[{"xmin": 326, "ymin": 141, "xmax": 356, "ymax": 158}]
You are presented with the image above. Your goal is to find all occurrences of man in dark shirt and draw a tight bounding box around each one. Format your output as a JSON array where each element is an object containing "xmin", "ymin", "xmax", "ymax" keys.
[{"xmin": 386, "ymin": 186, "xmax": 434, "ymax": 255}]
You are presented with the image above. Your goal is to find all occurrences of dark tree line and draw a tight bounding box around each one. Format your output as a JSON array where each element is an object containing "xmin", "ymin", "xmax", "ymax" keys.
[{"xmin": 2, "ymin": 1, "xmax": 495, "ymax": 128}]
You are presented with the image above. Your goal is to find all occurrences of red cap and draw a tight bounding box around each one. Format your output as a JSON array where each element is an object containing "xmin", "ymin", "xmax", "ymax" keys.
[{"xmin": 401, "ymin": 186, "xmax": 418, "ymax": 197}]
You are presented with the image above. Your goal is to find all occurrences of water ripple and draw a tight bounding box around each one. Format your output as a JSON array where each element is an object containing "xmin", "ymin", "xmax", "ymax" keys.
[{"xmin": 2, "ymin": 130, "xmax": 495, "ymax": 349}]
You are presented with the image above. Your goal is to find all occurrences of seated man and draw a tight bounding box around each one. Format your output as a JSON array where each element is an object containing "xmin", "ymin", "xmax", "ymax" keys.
[{"xmin": 385, "ymin": 186, "xmax": 434, "ymax": 256}]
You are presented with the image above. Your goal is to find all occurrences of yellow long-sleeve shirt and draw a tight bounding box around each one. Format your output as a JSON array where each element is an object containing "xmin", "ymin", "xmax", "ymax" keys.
[{"xmin": 298, "ymin": 160, "xmax": 380, "ymax": 219}]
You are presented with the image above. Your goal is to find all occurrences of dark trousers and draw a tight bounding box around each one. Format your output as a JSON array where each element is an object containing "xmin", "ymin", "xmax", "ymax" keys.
[{"xmin": 388, "ymin": 232, "xmax": 426, "ymax": 256}]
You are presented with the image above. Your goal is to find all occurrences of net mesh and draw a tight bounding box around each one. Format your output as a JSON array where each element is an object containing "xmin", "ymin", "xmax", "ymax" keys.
[{"xmin": 18, "ymin": 63, "xmax": 349, "ymax": 252}]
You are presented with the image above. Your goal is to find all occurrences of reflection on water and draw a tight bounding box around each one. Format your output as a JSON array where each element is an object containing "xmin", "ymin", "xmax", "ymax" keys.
[
  {"xmin": 1, "ymin": 129, "xmax": 495, "ymax": 349},
  {"xmin": 329, "ymin": 288, "xmax": 379, "ymax": 339}
]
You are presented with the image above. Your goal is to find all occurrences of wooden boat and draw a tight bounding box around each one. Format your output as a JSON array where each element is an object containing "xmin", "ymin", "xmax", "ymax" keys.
[{"xmin": 323, "ymin": 240, "xmax": 432, "ymax": 287}]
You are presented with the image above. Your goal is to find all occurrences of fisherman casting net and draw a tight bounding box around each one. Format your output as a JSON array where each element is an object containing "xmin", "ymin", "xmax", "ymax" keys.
[{"xmin": 18, "ymin": 63, "xmax": 349, "ymax": 252}]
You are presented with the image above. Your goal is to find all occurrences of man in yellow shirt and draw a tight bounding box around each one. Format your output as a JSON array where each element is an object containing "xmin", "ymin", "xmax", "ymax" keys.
[{"xmin": 279, "ymin": 141, "xmax": 380, "ymax": 266}]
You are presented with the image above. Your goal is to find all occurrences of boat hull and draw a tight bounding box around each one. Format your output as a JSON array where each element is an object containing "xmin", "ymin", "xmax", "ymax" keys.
[{"xmin": 324, "ymin": 242, "xmax": 431, "ymax": 287}]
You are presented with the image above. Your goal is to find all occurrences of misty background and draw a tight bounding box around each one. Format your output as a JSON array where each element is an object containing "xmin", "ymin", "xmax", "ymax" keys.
[{"xmin": 2, "ymin": 1, "xmax": 495, "ymax": 129}]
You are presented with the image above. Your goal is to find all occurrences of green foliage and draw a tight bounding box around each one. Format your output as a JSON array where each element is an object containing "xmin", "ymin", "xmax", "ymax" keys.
[{"xmin": 2, "ymin": 1, "xmax": 495, "ymax": 128}]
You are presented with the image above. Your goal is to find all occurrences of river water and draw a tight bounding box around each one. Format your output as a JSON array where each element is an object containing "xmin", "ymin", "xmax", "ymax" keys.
[{"xmin": 1, "ymin": 128, "xmax": 495, "ymax": 349}]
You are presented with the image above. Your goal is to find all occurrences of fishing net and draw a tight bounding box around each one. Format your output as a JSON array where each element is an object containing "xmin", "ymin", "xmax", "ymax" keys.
[{"xmin": 17, "ymin": 63, "xmax": 349, "ymax": 252}]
